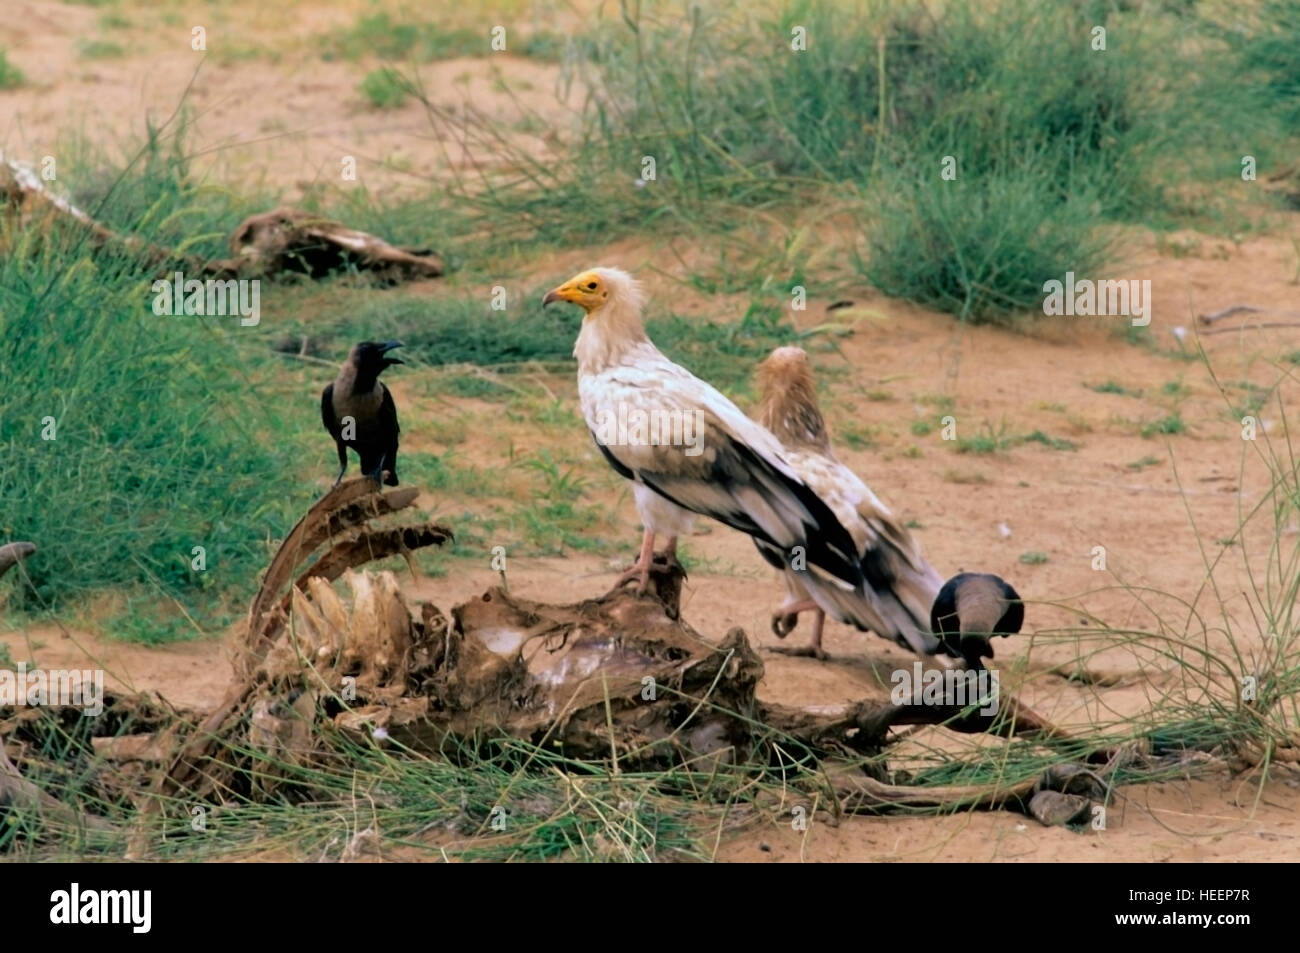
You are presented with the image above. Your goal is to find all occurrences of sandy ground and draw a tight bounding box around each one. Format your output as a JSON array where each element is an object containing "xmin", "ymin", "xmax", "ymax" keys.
[
  {"xmin": 3, "ymin": 0, "xmax": 1300, "ymax": 860},
  {"xmin": 0, "ymin": 0, "xmax": 585, "ymax": 195}
]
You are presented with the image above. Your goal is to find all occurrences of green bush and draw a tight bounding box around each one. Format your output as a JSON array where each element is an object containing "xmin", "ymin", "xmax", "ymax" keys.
[
  {"xmin": 0, "ymin": 136, "xmax": 307, "ymax": 631},
  {"xmin": 863, "ymin": 155, "xmax": 1113, "ymax": 323}
]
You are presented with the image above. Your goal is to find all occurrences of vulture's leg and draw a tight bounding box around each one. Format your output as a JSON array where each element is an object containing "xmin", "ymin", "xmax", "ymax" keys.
[
  {"xmin": 771, "ymin": 603, "xmax": 828, "ymax": 659},
  {"xmin": 771, "ymin": 599, "xmax": 819, "ymax": 638},
  {"xmin": 806, "ymin": 609, "xmax": 827, "ymax": 659},
  {"xmin": 659, "ymin": 535, "xmax": 684, "ymax": 572},
  {"xmin": 615, "ymin": 529, "xmax": 656, "ymax": 594}
]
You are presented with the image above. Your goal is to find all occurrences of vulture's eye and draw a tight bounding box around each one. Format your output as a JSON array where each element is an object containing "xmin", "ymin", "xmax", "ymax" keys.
[{"xmin": 586, "ymin": 282, "xmax": 597, "ymax": 290}]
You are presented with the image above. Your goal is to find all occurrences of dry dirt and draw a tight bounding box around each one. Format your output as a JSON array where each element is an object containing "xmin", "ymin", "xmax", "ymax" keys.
[
  {"xmin": 3, "ymin": 0, "xmax": 1299, "ymax": 861},
  {"xmin": 0, "ymin": 0, "xmax": 585, "ymax": 196}
]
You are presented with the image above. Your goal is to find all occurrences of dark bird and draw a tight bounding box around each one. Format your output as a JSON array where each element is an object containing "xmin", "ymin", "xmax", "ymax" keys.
[
  {"xmin": 930, "ymin": 572, "xmax": 1024, "ymax": 671},
  {"xmin": 321, "ymin": 340, "xmax": 403, "ymax": 486}
]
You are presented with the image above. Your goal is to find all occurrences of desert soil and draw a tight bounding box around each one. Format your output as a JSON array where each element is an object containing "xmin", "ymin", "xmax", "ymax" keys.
[{"xmin": 3, "ymin": 0, "xmax": 1299, "ymax": 861}]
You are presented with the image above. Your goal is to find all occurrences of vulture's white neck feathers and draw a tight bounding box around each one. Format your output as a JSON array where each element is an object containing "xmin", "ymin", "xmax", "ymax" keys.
[{"xmin": 573, "ymin": 269, "xmax": 653, "ymax": 375}]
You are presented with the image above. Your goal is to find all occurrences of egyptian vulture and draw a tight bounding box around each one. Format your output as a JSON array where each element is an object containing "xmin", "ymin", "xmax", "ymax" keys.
[
  {"xmin": 754, "ymin": 346, "xmax": 943, "ymax": 658},
  {"xmin": 542, "ymin": 267, "xmax": 864, "ymax": 598}
]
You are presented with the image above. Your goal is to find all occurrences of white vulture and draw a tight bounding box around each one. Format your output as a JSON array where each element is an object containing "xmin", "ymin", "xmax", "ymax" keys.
[
  {"xmin": 542, "ymin": 267, "xmax": 865, "ymax": 600},
  {"xmin": 754, "ymin": 346, "xmax": 943, "ymax": 658}
]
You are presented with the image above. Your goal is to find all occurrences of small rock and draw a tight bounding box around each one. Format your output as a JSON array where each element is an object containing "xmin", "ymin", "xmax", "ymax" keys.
[{"xmin": 1028, "ymin": 790, "xmax": 1093, "ymax": 828}]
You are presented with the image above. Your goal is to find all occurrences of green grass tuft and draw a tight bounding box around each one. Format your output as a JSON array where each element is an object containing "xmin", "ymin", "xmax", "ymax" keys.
[
  {"xmin": 1142, "ymin": 413, "xmax": 1186, "ymax": 438},
  {"xmin": 1090, "ymin": 380, "xmax": 1142, "ymax": 397},
  {"xmin": 324, "ymin": 12, "xmax": 483, "ymax": 63},
  {"xmin": 0, "ymin": 47, "xmax": 25, "ymax": 88},
  {"xmin": 78, "ymin": 39, "xmax": 125, "ymax": 60},
  {"xmin": 360, "ymin": 68, "xmax": 409, "ymax": 109}
]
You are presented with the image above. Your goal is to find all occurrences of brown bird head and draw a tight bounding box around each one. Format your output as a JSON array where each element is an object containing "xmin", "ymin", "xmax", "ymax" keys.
[{"xmin": 755, "ymin": 346, "xmax": 830, "ymax": 452}]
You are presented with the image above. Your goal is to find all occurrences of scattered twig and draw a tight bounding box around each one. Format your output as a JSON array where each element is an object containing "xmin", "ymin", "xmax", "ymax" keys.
[
  {"xmin": 1200, "ymin": 305, "xmax": 1300, "ymax": 325},
  {"xmin": 1200, "ymin": 321, "xmax": 1300, "ymax": 336}
]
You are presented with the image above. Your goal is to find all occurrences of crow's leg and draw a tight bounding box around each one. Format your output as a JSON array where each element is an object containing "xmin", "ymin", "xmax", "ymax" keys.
[{"xmin": 333, "ymin": 442, "xmax": 349, "ymax": 487}]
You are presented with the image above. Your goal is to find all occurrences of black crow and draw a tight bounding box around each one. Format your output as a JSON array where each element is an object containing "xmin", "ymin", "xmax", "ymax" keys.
[
  {"xmin": 930, "ymin": 572, "xmax": 1024, "ymax": 671},
  {"xmin": 321, "ymin": 340, "xmax": 403, "ymax": 486}
]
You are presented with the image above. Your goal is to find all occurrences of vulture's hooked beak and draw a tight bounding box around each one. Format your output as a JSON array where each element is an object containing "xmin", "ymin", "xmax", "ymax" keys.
[
  {"xmin": 542, "ymin": 285, "xmax": 573, "ymax": 307},
  {"xmin": 544, "ymin": 271, "xmax": 608, "ymax": 312},
  {"xmin": 543, "ymin": 281, "xmax": 590, "ymax": 309}
]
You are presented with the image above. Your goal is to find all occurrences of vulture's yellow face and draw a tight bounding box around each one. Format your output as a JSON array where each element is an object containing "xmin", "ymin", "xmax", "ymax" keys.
[{"xmin": 542, "ymin": 270, "xmax": 611, "ymax": 314}]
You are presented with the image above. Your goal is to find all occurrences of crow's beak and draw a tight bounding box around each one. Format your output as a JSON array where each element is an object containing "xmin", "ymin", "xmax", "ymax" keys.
[{"xmin": 380, "ymin": 341, "xmax": 404, "ymax": 364}]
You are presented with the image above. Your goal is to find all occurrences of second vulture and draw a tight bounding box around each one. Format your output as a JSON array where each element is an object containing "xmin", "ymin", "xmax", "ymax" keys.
[{"xmin": 754, "ymin": 346, "xmax": 943, "ymax": 657}]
